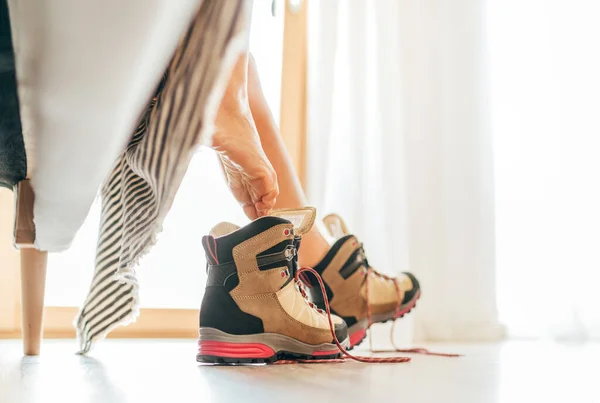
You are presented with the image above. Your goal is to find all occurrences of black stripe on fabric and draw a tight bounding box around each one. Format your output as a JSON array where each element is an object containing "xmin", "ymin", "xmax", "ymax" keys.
[
  {"xmin": 136, "ymin": 116, "xmax": 152, "ymax": 178},
  {"xmin": 155, "ymin": 112, "xmax": 179, "ymax": 193},
  {"xmin": 119, "ymin": 171, "xmax": 145, "ymax": 195},
  {"xmin": 85, "ymin": 296, "xmax": 134, "ymax": 341},
  {"xmin": 87, "ymin": 257, "xmax": 120, "ymax": 289},
  {"xmin": 80, "ymin": 282, "xmax": 120, "ymax": 320},
  {"xmin": 104, "ymin": 164, "xmax": 127, "ymax": 195},
  {"xmin": 101, "ymin": 196, "xmax": 117, "ymax": 218},
  {"xmin": 100, "ymin": 202, "xmax": 123, "ymax": 228},
  {"xmin": 81, "ymin": 287, "xmax": 134, "ymax": 332},
  {"xmin": 95, "ymin": 234, "xmax": 123, "ymax": 264},
  {"xmin": 164, "ymin": 38, "xmax": 198, "ymax": 130},
  {"xmin": 123, "ymin": 190, "xmax": 158, "ymax": 224},
  {"xmin": 153, "ymin": 89, "xmax": 177, "ymax": 182},
  {"xmin": 153, "ymin": 69, "xmax": 182, "ymax": 179},
  {"xmin": 79, "ymin": 281, "xmax": 123, "ymax": 318},
  {"xmin": 103, "ymin": 167, "xmax": 123, "ymax": 194},
  {"xmin": 122, "ymin": 180, "xmax": 149, "ymax": 202},
  {"xmin": 121, "ymin": 189, "xmax": 155, "ymax": 221},
  {"xmin": 168, "ymin": 27, "xmax": 191, "ymax": 71},
  {"xmin": 85, "ymin": 275, "xmax": 120, "ymax": 311},
  {"xmin": 122, "ymin": 183, "xmax": 153, "ymax": 210},
  {"xmin": 100, "ymin": 197, "xmax": 122, "ymax": 221},
  {"xmin": 182, "ymin": 61, "xmax": 209, "ymax": 158},
  {"xmin": 128, "ymin": 115, "xmax": 150, "ymax": 149},
  {"xmin": 98, "ymin": 206, "xmax": 125, "ymax": 236},
  {"xmin": 94, "ymin": 234, "xmax": 123, "ymax": 263},
  {"xmin": 122, "ymin": 201, "xmax": 157, "ymax": 236},
  {"xmin": 91, "ymin": 256, "xmax": 120, "ymax": 283},
  {"xmin": 87, "ymin": 305, "xmax": 134, "ymax": 344},
  {"xmin": 96, "ymin": 223, "xmax": 124, "ymax": 252},
  {"xmin": 119, "ymin": 220, "xmax": 157, "ymax": 260},
  {"xmin": 143, "ymin": 124, "xmax": 160, "ymax": 190},
  {"xmin": 149, "ymin": 128, "xmax": 169, "ymax": 194},
  {"xmin": 140, "ymin": 110, "xmax": 159, "ymax": 188},
  {"xmin": 103, "ymin": 168, "xmax": 139, "ymax": 204}
]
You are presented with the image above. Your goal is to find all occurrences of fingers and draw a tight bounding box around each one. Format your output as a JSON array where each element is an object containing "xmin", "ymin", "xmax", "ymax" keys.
[
  {"xmin": 241, "ymin": 186, "xmax": 277, "ymax": 220},
  {"xmin": 255, "ymin": 189, "xmax": 278, "ymax": 217},
  {"xmin": 242, "ymin": 204, "xmax": 259, "ymax": 220},
  {"xmin": 221, "ymin": 156, "xmax": 278, "ymax": 220},
  {"xmin": 247, "ymin": 167, "xmax": 278, "ymax": 218}
]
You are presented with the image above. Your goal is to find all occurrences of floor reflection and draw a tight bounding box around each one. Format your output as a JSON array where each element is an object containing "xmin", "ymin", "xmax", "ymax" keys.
[{"xmin": 1, "ymin": 340, "xmax": 599, "ymax": 403}]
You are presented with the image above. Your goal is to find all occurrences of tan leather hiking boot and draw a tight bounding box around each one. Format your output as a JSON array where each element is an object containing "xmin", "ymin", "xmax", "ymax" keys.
[
  {"xmin": 304, "ymin": 214, "xmax": 421, "ymax": 349},
  {"xmin": 197, "ymin": 208, "xmax": 349, "ymax": 364}
]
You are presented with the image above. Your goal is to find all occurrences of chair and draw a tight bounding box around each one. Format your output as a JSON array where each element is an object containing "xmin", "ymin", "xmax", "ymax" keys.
[{"xmin": 1, "ymin": 0, "xmax": 203, "ymax": 355}]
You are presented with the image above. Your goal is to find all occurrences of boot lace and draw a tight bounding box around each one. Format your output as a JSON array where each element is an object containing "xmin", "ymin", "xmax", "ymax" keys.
[
  {"xmin": 277, "ymin": 241, "xmax": 461, "ymax": 364},
  {"xmin": 288, "ymin": 240, "xmax": 325, "ymax": 315}
]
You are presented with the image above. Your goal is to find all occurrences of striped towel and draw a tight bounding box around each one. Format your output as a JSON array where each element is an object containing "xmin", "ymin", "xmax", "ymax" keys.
[{"xmin": 74, "ymin": 0, "xmax": 250, "ymax": 354}]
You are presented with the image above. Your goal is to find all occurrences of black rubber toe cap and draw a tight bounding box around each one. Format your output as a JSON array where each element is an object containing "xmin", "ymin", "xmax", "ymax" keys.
[
  {"xmin": 333, "ymin": 321, "xmax": 349, "ymax": 342},
  {"xmin": 401, "ymin": 272, "xmax": 421, "ymax": 304}
]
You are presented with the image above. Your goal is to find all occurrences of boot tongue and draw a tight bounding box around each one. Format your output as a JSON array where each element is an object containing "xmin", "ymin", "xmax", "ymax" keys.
[
  {"xmin": 323, "ymin": 213, "xmax": 350, "ymax": 240},
  {"xmin": 269, "ymin": 207, "xmax": 316, "ymax": 236}
]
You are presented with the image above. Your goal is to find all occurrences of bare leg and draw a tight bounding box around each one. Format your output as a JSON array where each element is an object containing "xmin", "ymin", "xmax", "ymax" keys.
[{"xmin": 247, "ymin": 54, "xmax": 330, "ymax": 267}]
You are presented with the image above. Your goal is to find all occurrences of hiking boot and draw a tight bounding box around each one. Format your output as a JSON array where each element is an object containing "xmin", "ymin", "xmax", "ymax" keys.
[
  {"xmin": 304, "ymin": 214, "xmax": 421, "ymax": 349},
  {"xmin": 197, "ymin": 207, "xmax": 349, "ymax": 364}
]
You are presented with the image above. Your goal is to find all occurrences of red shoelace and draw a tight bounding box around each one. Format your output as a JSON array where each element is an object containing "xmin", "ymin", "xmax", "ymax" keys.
[
  {"xmin": 275, "ymin": 266, "xmax": 460, "ymax": 364},
  {"xmin": 364, "ymin": 267, "xmax": 461, "ymax": 358}
]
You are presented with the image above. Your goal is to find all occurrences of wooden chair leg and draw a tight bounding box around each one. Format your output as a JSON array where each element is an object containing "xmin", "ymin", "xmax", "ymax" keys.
[
  {"xmin": 20, "ymin": 248, "xmax": 47, "ymax": 355},
  {"xmin": 14, "ymin": 179, "xmax": 47, "ymax": 355}
]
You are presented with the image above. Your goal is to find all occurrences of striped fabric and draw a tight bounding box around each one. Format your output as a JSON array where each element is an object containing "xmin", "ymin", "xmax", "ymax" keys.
[{"xmin": 74, "ymin": 0, "xmax": 249, "ymax": 354}]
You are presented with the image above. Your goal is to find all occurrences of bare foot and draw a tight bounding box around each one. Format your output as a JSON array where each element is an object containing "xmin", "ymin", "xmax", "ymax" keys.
[{"xmin": 212, "ymin": 54, "xmax": 278, "ymax": 219}]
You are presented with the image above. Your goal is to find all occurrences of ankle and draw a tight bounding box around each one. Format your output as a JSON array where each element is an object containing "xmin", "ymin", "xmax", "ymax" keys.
[{"xmin": 298, "ymin": 228, "xmax": 330, "ymax": 268}]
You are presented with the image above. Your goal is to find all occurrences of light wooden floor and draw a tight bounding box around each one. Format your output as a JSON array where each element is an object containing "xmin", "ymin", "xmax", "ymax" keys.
[{"xmin": 0, "ymin": 339, "xmax": 598, "ymax": 403}]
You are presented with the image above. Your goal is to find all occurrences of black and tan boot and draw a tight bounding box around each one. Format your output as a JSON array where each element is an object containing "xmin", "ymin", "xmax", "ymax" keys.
[
  {"xmin": 197, "ymin": 208, "xmax": 349, "ymax": 364},
  {"xmin": 304, "ymin": 214, "xmax": 421, "ymax": 349}
]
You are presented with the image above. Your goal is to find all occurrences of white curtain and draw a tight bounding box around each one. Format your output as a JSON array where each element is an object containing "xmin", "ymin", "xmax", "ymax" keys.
[
  {"xmin": 307, "ymin": 0, "xmax": 504, "ymax": 342},
  {"xmin": 308, "ymin": 0, "xmax": 600, "ymax": 343},
  {"xmin": 487, "ymin": 0, "xmax": 600, "ymax": 341}
]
